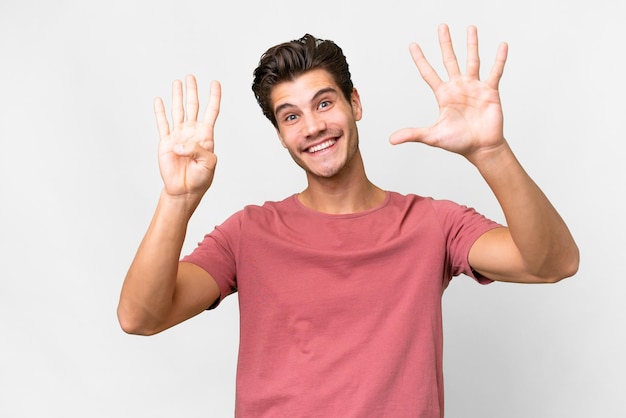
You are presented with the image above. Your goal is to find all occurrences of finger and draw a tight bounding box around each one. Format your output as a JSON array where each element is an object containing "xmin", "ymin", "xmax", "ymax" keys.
[
  {"xmin": 389, "ymin": 126, "xmax": 432, "ymax": 145},
  {"xmin": 171, "ymin": 79, "xmax": 184, "ymax": 128},
  {"xmin": 153, "ymin": 97, "xmax": 170, "ymax": 140},
  {"xmin": 201, "ymin": 80, "xmax": 222, "ymax": 132},
  {"xmin": 409, "ymin": 43, "xmax": 442, "ymax": 91},
  {"xmin": 466, "ymin": 25, "xmax": 480, "ymax": 79},
  {"xmin": 173, "ymin": 140, "xmax": 218, "ymax": 167},
  {"xmin": 487, "ymin": 42, "xmax": 508, "ymax": 89},
  {"xmin": 185, "ymin": 74, "xmax": 199, "ymax": 122},
  {"xmin": 438, "ymin": 24, "xmax": 461, "ymax": 78},
  {"xmin": 173, "ymin": 140, "xmax": 203, "ymax": 158}
]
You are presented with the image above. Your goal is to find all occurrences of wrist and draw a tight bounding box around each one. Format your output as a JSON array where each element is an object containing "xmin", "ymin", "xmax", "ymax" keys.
[
  {"xmin": 466, "ymin": 139, "xmax": 513, "ymax": 171},
  {"xmin": 158, "ymin": 190, "xmax": 203, "ymax": 219}
]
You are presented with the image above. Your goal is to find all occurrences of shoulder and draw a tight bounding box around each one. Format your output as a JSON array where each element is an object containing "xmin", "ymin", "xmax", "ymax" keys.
[
  {"xmin": 386, "ymin": 191, "xmax": 451, "ymax": 215},
  {"xmin": 390, "ymin": 191, "xmax": 483, "ymax": 219},
  {"xmin": 217, "ymin": 195, "xmax": 299, "ymax": 233},
  {"xmin": 386, "ymin": 191, "xmax": 430, "ymax": 208},
  {"xmin": 239, "ymin": 194, "xmax": 298, "ymax": 218},
  {"xmin": 386, "ymin": 191, "xmax": 498, "ymax": 231}
]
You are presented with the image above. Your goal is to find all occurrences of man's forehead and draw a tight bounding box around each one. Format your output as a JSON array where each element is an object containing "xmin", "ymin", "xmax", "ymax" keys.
[{"xmin": 271, "ymin": 69, "xmax": 339, "ymax": 111}]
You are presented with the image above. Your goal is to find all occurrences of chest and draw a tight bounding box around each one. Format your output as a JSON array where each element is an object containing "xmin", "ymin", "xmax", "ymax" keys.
[{"xmin": 234, "ymin": 216, "xmax": 448, "ymax": 318}]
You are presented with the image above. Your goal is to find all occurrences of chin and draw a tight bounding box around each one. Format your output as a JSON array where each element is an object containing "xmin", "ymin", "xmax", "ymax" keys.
[{"xmin": 307, "ymin": 162, "xmax": 346, "ymax": 179}]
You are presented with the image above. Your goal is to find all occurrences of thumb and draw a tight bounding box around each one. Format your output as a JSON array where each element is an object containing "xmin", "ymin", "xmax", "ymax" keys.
[
  {"xmin": 389, "ymin": 127, "xmax": 431, "ymax": 145},
  {"xmin": 173, "ymin": 141, "xmax": 210, "ymax": 161}
]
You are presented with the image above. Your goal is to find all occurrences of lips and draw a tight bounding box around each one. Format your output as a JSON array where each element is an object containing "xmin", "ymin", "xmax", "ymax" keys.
[{"xmin": 306, "ymin": 139, "xmax": 337, "ymax": 153}]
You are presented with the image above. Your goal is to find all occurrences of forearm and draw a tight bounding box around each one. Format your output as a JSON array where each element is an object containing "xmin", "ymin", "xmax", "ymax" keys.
[
  {"xmin": 471, "ymin": 141, "xmax": 579, "ymax": 281},
  {"xmin": 117, "ymin": 191, "xmax": 200, "ymax": 334}
]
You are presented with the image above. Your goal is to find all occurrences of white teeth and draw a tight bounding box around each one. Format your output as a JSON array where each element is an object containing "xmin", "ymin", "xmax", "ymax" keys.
[{"xmin": 307, "ymin": 139, "xmax": 336, "ymax": 153}]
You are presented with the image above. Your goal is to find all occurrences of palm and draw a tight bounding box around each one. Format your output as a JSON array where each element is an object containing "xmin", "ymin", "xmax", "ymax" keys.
[
  {"xmin": 154, "ymin": 76, "xmax": 221, "ymax": 197},
  {"xmin": 391, "ymin": 25, "xmax": 508, "ymax": 161},
  {"xmin": 428, "ymin": 75, "xmax": 504, "ymax": 154}
]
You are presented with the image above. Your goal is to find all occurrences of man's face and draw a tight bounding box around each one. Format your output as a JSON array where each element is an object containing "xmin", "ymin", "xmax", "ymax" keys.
[{"xmin": 271, "ymin": 69, "xmax": 362, "ymax": 180}]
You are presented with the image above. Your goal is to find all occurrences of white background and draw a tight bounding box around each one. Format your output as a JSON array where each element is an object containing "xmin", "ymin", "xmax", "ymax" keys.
[{"xmin": 1, "ymin": 0, "xmax": 624, "ymax": 416}]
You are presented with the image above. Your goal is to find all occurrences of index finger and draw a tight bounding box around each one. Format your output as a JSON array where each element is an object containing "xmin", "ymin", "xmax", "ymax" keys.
[
  {"xmin": 202, "ymin": 80, "xmax": 222, "ymax": 129},
  {"xmin": 409, "ymin": 42, "xmax": 443, "ymax": 91}
]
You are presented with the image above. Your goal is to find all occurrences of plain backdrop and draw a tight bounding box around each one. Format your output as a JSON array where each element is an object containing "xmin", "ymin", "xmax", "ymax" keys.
[{"xmin": 1, "ymin": 0, "xmax": 624, "ymax": 416}]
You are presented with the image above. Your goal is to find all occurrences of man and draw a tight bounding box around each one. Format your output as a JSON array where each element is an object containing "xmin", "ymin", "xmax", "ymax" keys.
[{"xmin": 118, "ymin": 25, "xmax": 579, "ymax": 416}]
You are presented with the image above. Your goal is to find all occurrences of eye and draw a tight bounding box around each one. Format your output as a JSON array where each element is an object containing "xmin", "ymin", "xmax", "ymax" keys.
[
  {"xmin": 318, "ymin": 100, "xmax": 331, "ymax": 109},
  {"xmin": 285, "ymin": 114, "xmax": 297, "ymax": 122}
]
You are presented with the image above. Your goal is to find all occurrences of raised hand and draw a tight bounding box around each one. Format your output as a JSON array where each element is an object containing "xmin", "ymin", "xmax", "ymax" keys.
[
  {"xmin": 154, "ymin": 75, "xmax": 221, "ymax": 198},
  {"xmin": 390, "ymin": 25, "xmax": 509, "ymax": 163}
]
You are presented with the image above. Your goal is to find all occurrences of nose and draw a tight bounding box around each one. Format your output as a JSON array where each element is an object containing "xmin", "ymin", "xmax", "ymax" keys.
[{"xmin": 302, "ymin": 113, "xmax": 326, "ymax": 139}]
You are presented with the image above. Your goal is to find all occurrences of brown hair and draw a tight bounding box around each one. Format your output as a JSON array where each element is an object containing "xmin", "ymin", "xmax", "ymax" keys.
[{"xmin": 252, "ymin": 34, "xmax": 354, "ymax": 127}]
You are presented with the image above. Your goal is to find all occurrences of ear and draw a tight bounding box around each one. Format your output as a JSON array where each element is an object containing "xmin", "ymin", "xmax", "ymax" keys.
[
  {"xmin": 350, "ymin": 88, "xmax": 363, "ymax": 121},
  {"xmin": 276, "ymin": 128, "xmax": 287, "ymax": 148}
]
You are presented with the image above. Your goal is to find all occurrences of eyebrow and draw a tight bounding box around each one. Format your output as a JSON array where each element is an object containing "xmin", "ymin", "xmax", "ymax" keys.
[{"xmin": 274, "ymin": 87, "xmax": 338, "ymax": 116}]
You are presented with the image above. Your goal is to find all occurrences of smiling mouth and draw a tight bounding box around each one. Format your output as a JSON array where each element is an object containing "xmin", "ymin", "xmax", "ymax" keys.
[{"xmin": 306, "ymin": 139, "xmax": 337, "ymax": 153}]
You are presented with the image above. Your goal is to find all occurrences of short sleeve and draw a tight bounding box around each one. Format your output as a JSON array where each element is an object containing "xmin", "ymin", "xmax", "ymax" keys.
[
  {"xmin": 430, "ymin": 199, "xmax": 502, "ymax": 284},
  {"xmin": 181, "ymin": 212, "xmax": 242, "ymax": 308}
]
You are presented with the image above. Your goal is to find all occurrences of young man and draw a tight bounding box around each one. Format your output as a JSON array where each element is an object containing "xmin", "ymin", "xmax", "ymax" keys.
[{"xmin": 118, "ymin": 25, "xmax": 579, "ymax": 416}]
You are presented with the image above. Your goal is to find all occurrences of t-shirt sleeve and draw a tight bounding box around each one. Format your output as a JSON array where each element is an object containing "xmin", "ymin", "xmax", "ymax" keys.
[
  {"xmin": 181, "ymin": 212, "xmax": 241, "ymax": 308},
  {"xmin": 431, "ymin": 199, "xmax": 502, "ymax": 285}
]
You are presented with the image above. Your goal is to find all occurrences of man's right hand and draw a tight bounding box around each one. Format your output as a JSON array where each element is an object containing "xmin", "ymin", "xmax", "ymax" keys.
[{"xmin": 154, "ymin": 75, "xmax": 221, "ymax": 200}]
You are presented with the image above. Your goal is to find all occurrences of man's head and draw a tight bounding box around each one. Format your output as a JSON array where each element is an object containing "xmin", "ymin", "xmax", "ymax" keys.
[{"xmin": 252, "ymin": 34, "xmax": 354, "ymax": 128}]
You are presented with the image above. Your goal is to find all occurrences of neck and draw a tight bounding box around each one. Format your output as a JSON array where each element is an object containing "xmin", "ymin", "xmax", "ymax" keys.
[{"xmin": 298, "ymin": 150, "xmax": 386, "ymax": 214}]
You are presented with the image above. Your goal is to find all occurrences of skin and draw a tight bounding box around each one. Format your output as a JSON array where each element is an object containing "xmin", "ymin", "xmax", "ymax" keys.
[
  {"xmin": 271, "ymin": 69, "xmax": 386, "ymax": 214},
  {"xmin": 390, "ymin": 25, "xmax": 579, "ymax": 283},
  {"xmin": 117, "ymin": 24, "xmax": 579, "ymax": 336}
]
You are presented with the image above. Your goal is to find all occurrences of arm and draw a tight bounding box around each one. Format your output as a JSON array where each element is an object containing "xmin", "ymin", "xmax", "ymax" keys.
[
  {"xmin": 390, "ymin": 25, "xmax": 579, "ymax": 283},
  {"xmin": 117, "ymin": 75, "xmax": 222, "ymax": 335}
]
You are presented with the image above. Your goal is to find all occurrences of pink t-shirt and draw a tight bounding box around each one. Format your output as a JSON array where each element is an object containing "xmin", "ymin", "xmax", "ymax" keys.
[{"xmin": 183, "ymin": 192, "xmax": 500, "ymax": 417}]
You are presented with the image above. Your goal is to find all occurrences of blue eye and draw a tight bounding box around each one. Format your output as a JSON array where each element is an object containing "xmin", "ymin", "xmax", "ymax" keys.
[
  {"xmin": 319, "ymin": 101, "xmax": 330, "ymax": 109},
  {"xmin": 286, "ymin": 114, "xmax": 297, "ymax": 122}
]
